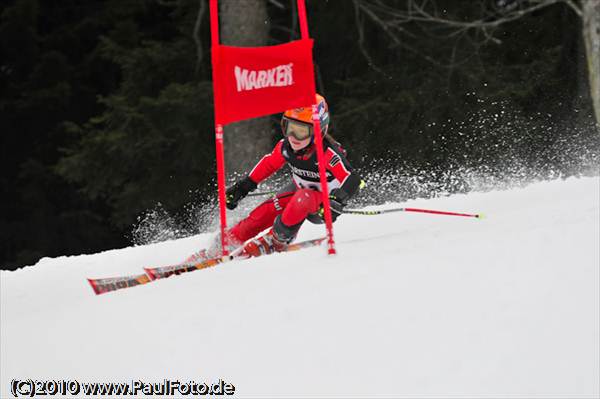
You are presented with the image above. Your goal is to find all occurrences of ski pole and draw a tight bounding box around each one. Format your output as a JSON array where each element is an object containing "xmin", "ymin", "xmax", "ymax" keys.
[
  {"xmin": 343, "ymin": 207, "xmax": 484, "ymax": 219},
  {"xmin": 247, "ymin": 191, "xmax": 276, "ymax": 197}
]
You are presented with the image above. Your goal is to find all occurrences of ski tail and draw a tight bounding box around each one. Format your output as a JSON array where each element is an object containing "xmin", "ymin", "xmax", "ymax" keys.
[{"xmin": 87, "ymin": 274, "xmax": 152, "ymax": 295}]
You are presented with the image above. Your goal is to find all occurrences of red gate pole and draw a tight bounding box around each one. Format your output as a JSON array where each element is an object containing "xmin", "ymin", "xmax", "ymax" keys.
[
  {"xmin": 209, "ymin": 0, "xmax": 229, "ymax": 256},
  {"xmin": 214, "ymin": 124, "xmax": 228, "ymax": 256},
  {"xmin": 296, "ymin": 0, "xmax": 336, "ymax": 255},
  {"xmin": 312, "ymin": 106, "xmax": 336, "ymax": 255}
]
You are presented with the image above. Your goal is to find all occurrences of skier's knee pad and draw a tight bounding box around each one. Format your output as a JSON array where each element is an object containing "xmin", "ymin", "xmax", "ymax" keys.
[{"xmin": 281, "ymin": 189, "xmax": 321, "ymax": 225}]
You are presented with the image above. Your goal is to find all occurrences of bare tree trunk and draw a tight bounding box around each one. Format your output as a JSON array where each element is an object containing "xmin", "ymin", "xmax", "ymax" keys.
[
  {"xmin": 582, "ymin": 0, "xmax": 600, "ymax": 131},
  {"xmin": 219, "ymin": 0, "xmax": 274, "ymax": 176}
]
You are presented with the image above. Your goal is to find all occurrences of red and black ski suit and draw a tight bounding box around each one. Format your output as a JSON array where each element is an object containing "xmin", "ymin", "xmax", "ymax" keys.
[{"xmin": 228, "ymin": 138, "xmax": 362, "ymax": 244}]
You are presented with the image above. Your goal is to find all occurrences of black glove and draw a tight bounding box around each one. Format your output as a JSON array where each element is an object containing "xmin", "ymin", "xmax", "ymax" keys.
[
  {"xmin": 225, "ymin": 177, "xmax": 257, "ymax": 210},
  {"xmin": 318, "ymin": 189, "xmax": 347, "ymax": 223}
]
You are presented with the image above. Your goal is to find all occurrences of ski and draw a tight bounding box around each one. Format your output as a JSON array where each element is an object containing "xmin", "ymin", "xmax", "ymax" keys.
[
  {"xmin": 87, "ymin": 236, "xmax": 326, "ymax": 294},
  {"xmin": 284, "ymin": 235, "xmax": 327, "ymax": 251},
  {"xmin": 87, "ymin": 273, "xmax": 152, "ymax": 295},
  {"xmin": 144, "ymin": 255, "xmax": 232, "ymax": 280},
  {"xmin": 144, "ymin": 236, "xmax": 327, "ymax": 281}
]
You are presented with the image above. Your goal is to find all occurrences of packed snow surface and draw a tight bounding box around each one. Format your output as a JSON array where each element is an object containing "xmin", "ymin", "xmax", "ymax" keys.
[{"xmin": 1, "ymin": 177, "xmax": 599, "ymax": 398}]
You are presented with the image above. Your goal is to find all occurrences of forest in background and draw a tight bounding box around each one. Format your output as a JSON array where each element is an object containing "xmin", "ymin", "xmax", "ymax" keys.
[{"xmin": 1, "ymin": 0, "xmax": 598, "ymax": 270}]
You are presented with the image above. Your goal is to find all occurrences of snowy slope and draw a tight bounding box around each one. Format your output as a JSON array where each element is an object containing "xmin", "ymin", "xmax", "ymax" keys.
[{"xmin": 1, "ymin": 177, "xmax": 599, "ymax": 398}]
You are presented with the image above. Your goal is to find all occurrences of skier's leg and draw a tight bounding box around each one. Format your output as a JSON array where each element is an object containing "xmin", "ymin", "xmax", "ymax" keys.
[
  {"xmin": 244, "ymin": 188, "xmax": 322, "ymax": 257},
  {"xmin": 229, "ymin": 183, "xmax": 297, "ymax": 242},
  {"xmin": 280, "ymin": 189, "xmax": 323, "ymax": 227},
  {"xmin": 207, "ymin": 183, "xmax": 297, "ymax": 257},
  {"xmin": 274, "ymin": 188, "xmax": 322, "ymax": 241}
]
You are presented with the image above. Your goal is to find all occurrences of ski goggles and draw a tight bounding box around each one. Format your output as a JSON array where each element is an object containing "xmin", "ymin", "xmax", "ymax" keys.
[{"xmin": 282, "ymin": 118, "xmax": 313, "ymax": 141}]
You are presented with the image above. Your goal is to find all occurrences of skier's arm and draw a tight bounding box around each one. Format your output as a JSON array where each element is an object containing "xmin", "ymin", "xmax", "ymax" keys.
[
  {"xmin": 325, "ymin": 148, "xmax": 362, "ymax": 203},
  {"xmin": 225, "ymin": 141, "xmax": 286, "ymax": 210},
  {"xmin": 316, "ymin": 148, "xmax": 362, "ymax": 222},
  {"xmin": 248, "ymin": 140, "xmax": 286, "ymax": 183}
]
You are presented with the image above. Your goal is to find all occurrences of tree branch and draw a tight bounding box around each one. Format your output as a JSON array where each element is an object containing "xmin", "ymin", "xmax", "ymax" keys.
[
  {"xmin": 268, "ymin": 0, "xmax": 285, "ymax": 9},
  {"xmin": 563, "ymin": 0, "xmax": 583, "ymax": 17},
  {"xmin": 352, "ymin": 0, "xmax": 389, "ymax": 76},
  {"xmin": 361, "ymin": 0, "xmax": 581, "ymax": 31}
]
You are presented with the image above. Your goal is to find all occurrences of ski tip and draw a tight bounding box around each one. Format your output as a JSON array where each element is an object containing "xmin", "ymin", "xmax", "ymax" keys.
[
  {"xmin": 476, "ymin": 213, "xmax": 485, "ymax": 219},
  {"xmin": 87, "ymin": 279, "xmax": 100, "ymax": 295}
]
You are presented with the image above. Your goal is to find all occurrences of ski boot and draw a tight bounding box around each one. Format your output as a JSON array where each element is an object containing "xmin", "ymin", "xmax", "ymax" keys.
[{"xmin": 243, "ymin": 216, "xmax": 301, "ymax": 257}]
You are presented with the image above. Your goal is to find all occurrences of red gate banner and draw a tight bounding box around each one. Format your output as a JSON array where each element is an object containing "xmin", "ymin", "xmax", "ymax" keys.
[{"xmin": 212, "ymin": 39, "xmax": 316, "ymax": 125}]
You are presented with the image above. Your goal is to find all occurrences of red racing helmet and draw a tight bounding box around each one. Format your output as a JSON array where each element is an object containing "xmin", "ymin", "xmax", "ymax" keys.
[{"xmin": 281, "ymin": 94, "xmax": 330, "ymax": 140}]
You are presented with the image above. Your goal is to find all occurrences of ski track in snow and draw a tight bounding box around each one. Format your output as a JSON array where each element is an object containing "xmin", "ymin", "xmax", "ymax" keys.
[{"xmin": 1, "ymin": 177, "xmax": 599, "ymax": 398}]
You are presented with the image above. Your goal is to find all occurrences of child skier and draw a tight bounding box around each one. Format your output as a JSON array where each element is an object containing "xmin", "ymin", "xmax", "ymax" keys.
[{"xmin": 212, "ymin": 94, "xmax": 362, "ymax": 257}]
